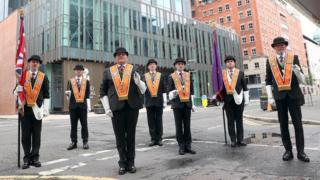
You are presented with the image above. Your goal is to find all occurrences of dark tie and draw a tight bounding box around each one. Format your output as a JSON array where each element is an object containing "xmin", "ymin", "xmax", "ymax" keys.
[
  {"xmin": 151, "ymin": 73, "xmax": 155, "ymax": 82},
  {"xmin": 31, "ymin": 73, "xmax": 35, "ymax": 81},
  {"xmin": 279, "ymin": 55, "xmax": 284, "ymax": 67},
  {"xmin": 77, "ymin": 78, "xmax": 81, "ymax": 89},
  {"xmin": 229, "ymin": 70, "xmax": 233, "ymax": 79},
  {"xmin": 118, "ymin": 65, "xmax": 125, "ymax": 78},
  {"xmin": 179, "ymin": 72, "xmax": 185, "ymax": 86}
]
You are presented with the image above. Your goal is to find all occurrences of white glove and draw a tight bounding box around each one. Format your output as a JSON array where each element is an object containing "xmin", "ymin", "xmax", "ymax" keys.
[
  {"xmin": 162, "ymin": 93, "xmax": 167, "ymax": 108},
  {"xmin": 65, "ymin": 90, "xmax": 71, "ymax": 101},
  {"xmin": 169, "ymin": 90, "xmax": 179, "ymax": 100},
  {"xmin": 134, "ymin": 72, "xmax": 147, "ymax": 94},
  {"xmin": 43, "ymin": 99, "xmax": 50, "ymax": 117},
  {"xmin": 13, "ymin": 85, "xmax": 23, "ymax": 96},
  {"xmin": 266, "ymin": 85, "xmax": 275, "ymax": 105},
  {"xmin": 292, "ymin": 64, "xmax": 306, "ymax": 85},
  {"xmin": 191, "ymin": 95, "xmax": 196, "ymax": 112},
  {"xmin": 100, "ymin": 96, "xmax": 113, "ymax": 118},
  {"xmin": 244, "ymin": 91, "xmax": 250, "ymax": 105},
  {"xmin": 86, "ymin": 99, "xmax": 91, "ymax": 112}
]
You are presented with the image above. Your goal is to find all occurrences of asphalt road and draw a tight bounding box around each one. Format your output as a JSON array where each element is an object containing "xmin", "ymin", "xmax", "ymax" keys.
[{"xmin": 0, "ymin": 102, "xmax": 319, "ymax": 179}]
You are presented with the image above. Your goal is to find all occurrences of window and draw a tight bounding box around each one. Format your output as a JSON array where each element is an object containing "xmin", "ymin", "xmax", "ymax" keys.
[
  {"xmin": 219, "ymin": 17, "xmax": 224, "ymax": 24},
  {"xmin": 192, "ymin": 10, "xmax": 196, "ymax": 17},
  {"xmin": 218, "ymin": 6, "xmax": 223, "ymax": 13},
  {"xmin": 242, "ymin": 37, "xmax": 247, "ymax": 43},
  {"xmin": 239, "ymin": 12, "xmax": 243, "ymax": 18},
  {"xmin": 240, "ymin": 24, "xmax": 245, "ymax": 31},
  {"xmin": 254, "ymin": 62, "xmax": 259, "ymax": 68},
  {"xmin": 203, "ymin": 11, "xmax": 207, "ymax": 16},
  {"xmin": 209, "ymin": 9, "xmax": 214, "ymax": 15},
  {"xmin": 244, "ymin": 64, "xmax": 248, "ymax": 70},
  {"xmin": 243, "ymin": 49, "xmax": 248, "ymax": 56},
  {"xmin": 225, "ymin": 4, "xmax": 230, "ymax": 10},
  {"xmin": 246, "ymin": 0, "xmax": 250, "ymax": 4},
  {"xmin": 247, "ymin": 10, "xmax": 252, "ymax": 17},
  {"xmin": 250, "ymin": 35, "xmax": 255, "ymax": 42},
  {"xmin": 227, "ymin": 16, "xmax": 231, "ymax": 22},
  {"xmin": 252, "ymin": 48, "xmax": 256, "ymax": 55},
  {"xmin": 237, "ymin": 0, "xmax": 242, "ymax": 6},
  {"xmin": 248, "ymin": 22, "xmax": 253, "ymax": 29}
]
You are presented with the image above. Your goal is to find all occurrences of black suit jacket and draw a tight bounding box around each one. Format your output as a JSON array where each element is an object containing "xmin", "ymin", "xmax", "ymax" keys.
[
  {"xmin": 142, "ymin": 73, "xmax": 167, "ymax": 108},
  {"xmin": 24, "ymin": 72, "xmax": 50, "ymax": 116},
  {"xmin": 67, "ymin": 79, "xmax": 90, "ymax": 110},
  {"xmin": 222, "ymin": 70, "xmax": 248, "ymax": 104},
  {"xmin": 100, "ymin": 65, "xmax": 143, "ymax": 111},
  {"xmin": 265, "ymin": 54, "xmax": 304, "ymax": 105},
  {"xmin": 167, "ymin": 72, "xmax": 194, "ymax": 109}
]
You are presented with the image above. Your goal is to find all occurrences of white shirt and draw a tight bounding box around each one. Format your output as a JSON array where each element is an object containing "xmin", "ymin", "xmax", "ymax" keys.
[
  {"xmin": 227, "ymin": 68, "xmax": 235, "ymax": 85},
  {"xmin": 276, "ymin": 52, "xmax": 286, "ymax": 65}
]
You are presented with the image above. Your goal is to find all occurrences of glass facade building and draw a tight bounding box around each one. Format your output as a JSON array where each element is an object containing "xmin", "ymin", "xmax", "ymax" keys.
[{"xmin": 22, "ymin": 0, "xmax": 241, "ymax": 111}]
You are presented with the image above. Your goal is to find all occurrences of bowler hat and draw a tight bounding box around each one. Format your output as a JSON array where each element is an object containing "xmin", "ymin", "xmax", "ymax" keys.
[
  {"xmin": 147, "ymin": 59, "xmax": 157, "ymax": 67},
  {"xmin": 73, "ymin": 64, "xmax": 84, "ymax": 71},
  {"xmin": 271, "ymin": 37, "xmax": 288, "ymax": 48},
  {"xmin": 113, "ymin": 47, "xmax": 129, "ymax": 57},
  {"xmin": 224, "ymin": 55, "xmax": 236, "ymax": 62},
  {"xmin": 173, "ymin": 58, "xmax": 186, "ymax": 66},
  {"xmin": 27, "ymin": 55, "xmax": 42, "ymax": 64}
]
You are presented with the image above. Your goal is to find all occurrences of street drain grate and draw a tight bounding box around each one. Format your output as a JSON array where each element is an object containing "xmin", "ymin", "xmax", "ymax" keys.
[{"xmin": 244, "ymin": 132, "xmax": 282, "ymax": 145}]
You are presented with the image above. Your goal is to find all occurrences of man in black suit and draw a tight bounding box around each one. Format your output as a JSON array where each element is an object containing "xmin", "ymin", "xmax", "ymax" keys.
[
  {"xmin": 100, "ymin": 47, "xmax": 146, "ymax": 175},
  {"xmin": 65, "ymin": 64, "xmax": 91, "ymax": 150},
  {"xmin": 266, "ymin": 37, "xmax": 309, "ymax": 162},
  {"xmin": 142, "ymin": 59, "xmax": 167, "ymax": 147},
  {"xmin": 20, "ymin": 55, "xmax": 50, "ymax": 169},
  {"xmin": 168, "ymin": 58, "xmax": 196, "ymax": 155},
  {"xmin": 219, "ymin": 56, "xmax": 249, "ymax": 147}
]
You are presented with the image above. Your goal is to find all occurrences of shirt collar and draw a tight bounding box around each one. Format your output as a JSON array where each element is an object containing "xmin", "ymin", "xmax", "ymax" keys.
[
  {"xmin": 117, "ymin": 63, "xmax": 127, "ymax": 67},
  {"xmin": 75, "ymin": 76, "xmax": 82, "ymax": 80},
  {"xmin": 149, "ymin": 70, "xmax": 156, "ymax": 74},
  {"xmin": 176, "ymin": 70, "xmax": 184, "ymax": 75},
  {"xmin": 29, "ymin": 70, "xmax": 38, "ymax": 75},
  {"xmin": 277, "ymin": 52, "xmax": 286, "ymax": 58}
]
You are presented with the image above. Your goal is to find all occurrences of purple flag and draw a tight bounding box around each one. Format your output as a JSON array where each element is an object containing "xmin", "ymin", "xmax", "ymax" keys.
[{"xmin": 212, "ymin": 31, "xmax": 223, "ymax": 94}]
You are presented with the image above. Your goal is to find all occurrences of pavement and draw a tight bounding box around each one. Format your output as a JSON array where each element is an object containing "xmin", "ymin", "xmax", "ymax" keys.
[
  {"xmin": 0, "ymin": 98, "xmax": 319, "ymax": 179},
  {"xmin": 244, "ymin": 95, "xmax": 320, "ymax": 125}
]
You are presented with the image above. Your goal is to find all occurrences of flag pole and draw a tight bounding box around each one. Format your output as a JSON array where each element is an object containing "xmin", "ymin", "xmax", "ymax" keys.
[
  {"xmin": 16, "ymin": 8, "xmax": 25, "ymax": 168},
  {"xmin": 222, "ymin": 106, "xmax": 227, "ymax": 144}
]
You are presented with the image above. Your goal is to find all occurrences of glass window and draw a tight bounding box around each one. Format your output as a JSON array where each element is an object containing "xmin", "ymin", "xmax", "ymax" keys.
[
  {"xmin": 242, "ymin": 37, "xmax": 246, "ymax": 43},
  {"xmin": 70, "ymin": 1, "xmax": 79, "ymax": 48},
  {"xmin": 247, "ymin": 10, "xmax": 252, "ymax": 17},
  {"xmin": 134, "ymin": 36, "xmax": 138, "ymax": 55},
  {"xmin": 250, "ymin": 35, "xmax": 255, "ymax": 42},
  {"xmin": 218, "ymin": 7, "xmax": 223, "ymax": 13},
  {"xmin": 237, "ymin": 0, "xmax": 242, "ymax": 6},
  {"xmin": 248, "ymin": 23, "xmax": 253, "ymax": 29},
  {"xmin": 243, "ymin": 49, "xmax": 248, "ymax": 56},
  {"xmin": 219, "ymin": 17, "xmax": 224, "ymax": 24},
  {"xmin": 240, "ymin": 24, "xmax": 245, "ymax": 31},
  {"xmin": 143, "ymin": 38, "xmax": 148, "ymax": 56},
  {"xmin": 252, "ymin": 48, "xmax": 256, "ymax": 55},
  {"xmin": 227, "ymin": 16, "xmax": 231, "ymax": 22},
  {"xmin": 225, "ymin": 4, "xmax": 230, "ymax": 10},
  {"xmin": 244, "ymin": 64, "xmax": 248, "ymax": 70},
  {"xmin": 175, "ymin": 0, "xmax": 182, "ymax": 14}
]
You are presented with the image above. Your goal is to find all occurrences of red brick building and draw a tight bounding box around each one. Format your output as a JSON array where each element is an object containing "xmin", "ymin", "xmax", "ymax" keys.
[
  {"xmin": 191, "ymin": 0, "xmax": 308, "ymax": 98},
  {"xmin": 192, "ymin": 0, "xmax": 307, "ymax": 66}
]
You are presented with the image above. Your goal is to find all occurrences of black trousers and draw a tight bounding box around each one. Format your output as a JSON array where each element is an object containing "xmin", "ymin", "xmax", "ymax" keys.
[
  {"xmin": 275, "ymin": 95, "xmax": 305, "ymax": 153},
  {"xmin": 146, "ymin": 106, "xmax": 163, "ymax": 142},
  {"xmin": 21, "ymin": 113, "xmax": 42, "ymax": 163},
  {"xmin": 224, "ymin": 99, "xmax": 244, "ymax": 143},
  {"xmin": 173, "ymin": 107, "xmax": 192, "ymax": 148},
  {"xmin": 112, "ymin": 104, "xmax": 139, "ymax": 168},
  {"xmin": 69, "ymin": 108, "xmax": 88, "ymax": 143}
]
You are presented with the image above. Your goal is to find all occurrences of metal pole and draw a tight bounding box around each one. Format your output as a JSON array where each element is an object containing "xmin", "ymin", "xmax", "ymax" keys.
[
  {"xmin": 222, "ymin": 106, "xmax": 227, "ymax": 144},
  {"xmin": 18, "ymin": 113, "xmax": 21, "ymax": 168}
]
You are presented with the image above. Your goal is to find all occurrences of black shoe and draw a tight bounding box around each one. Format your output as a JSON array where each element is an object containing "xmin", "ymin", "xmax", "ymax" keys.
[
  {"xmin": 157, "ymin": 140, "xmax": 163, "ymax": 146},
  {"xmin": 231, "ymin": 141, "xmax": 236, "ymax": 148},
  {"xmin": 179, "ymin": 148, "xmax": 185, "ymax": 155},
  {"xmin": 185, "ymin": 148, "xmax": 196, "ymax": 154},
  {"xmin": 31, "ymin": 160, "xmax": 41, "ymax": 167},
  {"xmin": 127, "ymin": 166, "xmax": 136, "ymax": 173},
  {"xmin": 297, "ymin": 152, "xmax": 310, "ymax": 162},
  {"xmin": 282, "ymin": 150, "xmax": 294, "ymax": 161},
  {"xmin": 83, "ymin": 142, "xmax": 89, "ymax": 150},
  {"xmin": 237, "ymin": 141, "xmax": 247, "ymax": 146},
  {"xmin": 22, "ymin": 162, "xmax": 30, "ymax": 169},
  {"xmin": 149, "ymin": 141, "xmax": 157, "ymax": 147},
  {"xmin": 118, "ymin": 167, "xmax": 126, "ymax": 175},
  {"xmin": 67, "ymin": 142, "xmax": 77, "ymax": 150}
]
